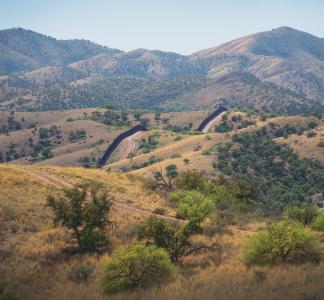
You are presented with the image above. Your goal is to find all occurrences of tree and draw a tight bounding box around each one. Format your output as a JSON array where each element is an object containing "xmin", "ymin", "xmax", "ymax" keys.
[
  {"xmin": 284, "ymin": 205, "xmax": 319, "ymax": 226},
  {"xmin": 137, "ymin": 217, "xmax": 203, "ymax": 263},
  {"xmin": 165, "ymin": 164, "xmax": 178, "ymax": 179},
  {"xmin": 133, "ymin": 111, "xmax": 142, "ymax": 121},
  {"xmin": 174, "ymin": 171, "xmax": 206, "ymax": 191},
  {"xmin": 243, "ymin": 221, "xmax": 321, "ymax": 265},
  {"xmin": 151, "ymin": 164, "xmax": 178, "ymax": 192},
  {"xmin": 100, "ymin": 244, "xmax": 175, "ymax": 294},
  {"xmin": 169, "ymin": 190, "xmax": 213, "ymax": 220},
  {"xmin": 47, "ymin": 187, "xmax": 114, "ymax": 252}
]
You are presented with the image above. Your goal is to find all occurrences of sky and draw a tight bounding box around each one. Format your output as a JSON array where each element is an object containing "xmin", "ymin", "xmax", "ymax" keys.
[{"xmin": 1, "ymin": 0, "xmax": 324, "ymax": 54}]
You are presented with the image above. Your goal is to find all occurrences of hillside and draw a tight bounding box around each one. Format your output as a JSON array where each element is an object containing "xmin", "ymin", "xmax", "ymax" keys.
[
  {"xmin": 192, "ymin": 26, "xmax": 324, "ymax": 102},
  {"xmin": 0, "ymin": 28, "xmax": 120, "ymax": 74},
  {"xmin": 1, "ymin": 159, "xmax": 324, "ymax": 299},
  {"xmin": 0, "ymin": 27, "xmax": 324, "ymax": 113}
]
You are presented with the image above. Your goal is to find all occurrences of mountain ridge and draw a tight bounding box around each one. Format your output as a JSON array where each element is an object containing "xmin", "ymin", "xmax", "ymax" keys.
[{"xmin": 0, "ymin": 26, "xmax": 323, "ymax": 113}]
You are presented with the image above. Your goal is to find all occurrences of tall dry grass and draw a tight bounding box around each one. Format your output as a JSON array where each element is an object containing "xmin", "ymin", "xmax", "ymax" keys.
[{"xmin": 1, "ymin": 164, "xmax": 324, "ymax": 300}]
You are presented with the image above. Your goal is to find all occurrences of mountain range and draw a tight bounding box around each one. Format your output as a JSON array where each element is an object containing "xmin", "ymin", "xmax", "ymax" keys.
[{"xmin": 0, "ymin": 26, "xmax": 323, "ymax": 114}]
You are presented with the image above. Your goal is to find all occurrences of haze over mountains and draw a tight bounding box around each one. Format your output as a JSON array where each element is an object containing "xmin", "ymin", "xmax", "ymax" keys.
[{"xmin": 0, "ymin": 26, "xmax": 323, "ymax": 114}]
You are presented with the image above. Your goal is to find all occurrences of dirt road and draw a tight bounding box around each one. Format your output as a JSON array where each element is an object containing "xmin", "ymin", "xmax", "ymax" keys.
[
  {"xmin": 202, "ymin": 111, "xmax": 227, "ymax": 133},
  {"xmin": 22, "ymin": 167, "xmax": 184, "ymax": 223}
]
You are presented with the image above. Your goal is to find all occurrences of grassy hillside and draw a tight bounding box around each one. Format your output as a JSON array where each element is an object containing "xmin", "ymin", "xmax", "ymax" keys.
[{"xmin": 1, "ymin": 163, "xmax": 324, "ymax": 300}]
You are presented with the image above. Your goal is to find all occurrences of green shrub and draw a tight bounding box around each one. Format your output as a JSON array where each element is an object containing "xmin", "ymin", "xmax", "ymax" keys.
[
  {"xmin": 170, "ymin": 190, "xmax": 213, "ymax": 220},
  {"xmin": 312, "ymin": 213, "xmax": 324, "ymax": 231},
  {"xmin": 243, "ymin": 221, "xmax": 321, "ymax": 265},
  {"xmin": 100, "ymin": 244, "xmax": 175, "ymax": 294},
  {"xmin": 174, "ymin": 171, "xmax": 206, "ymax": 191},
  {"xmin": 307, "ymin": 121, "xmax": 318, "ymax": 129},
  {"xmin": 284, "ymin": 205, "xmax": 319, "ymax": 226},
  {"xmin": 153, "ymin": 207, "xmax": 166, "ymax": 215}
]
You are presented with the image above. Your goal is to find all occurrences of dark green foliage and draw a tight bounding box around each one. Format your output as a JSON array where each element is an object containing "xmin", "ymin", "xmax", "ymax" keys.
[
  {"xmin": 244, "ymin": 221, "xmax": 321, "ymax": 264},
  {"xmin": 215, "ymin": 122, "xmax": 233, "ymax": 133},
  {"xmin": 139, "ymin": 134, "xmax": 158, "ymax": 152},
  {"xmin": 47, "ymin": 187, "xmax": 114, "ymax": 252},
  {"xmin": 137, "ymin": 217, "xmax": 203, "ymax": 262},
  {"xmin": 68, "ymin": 129, "xmax": 87, "ymax": 142},
  {"xmin": 90, "ymin": 109, "xmax": 130, "ymax": 127},
  {"xmin": 100, "ymin": 244, "xmax": 175, "ymax": 293},
  {"xmin": 215, "ymin": 132, "xmax": 324, "ymax": 210},
  {"xmin": 174, "ymin": 171, "xmax": 206, "ymax": 191},
  {"xmin": 165, "ymin": 164, "xmax": 178, "ymax": 179},
  {"xmin": 307, "ymin": 121, "xmax": 319, "ymax": 129}
]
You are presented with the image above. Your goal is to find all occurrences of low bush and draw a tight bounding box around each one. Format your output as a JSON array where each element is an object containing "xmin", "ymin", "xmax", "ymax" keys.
[{"xmin": 100, "ymin": 244, "xmax": 175, "ymax": 294}]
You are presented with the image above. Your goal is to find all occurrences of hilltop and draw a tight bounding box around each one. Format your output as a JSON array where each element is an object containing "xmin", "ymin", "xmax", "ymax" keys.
[{"xmin": 0, "ymin": 27, "xmax": 323, "ymax": 113}]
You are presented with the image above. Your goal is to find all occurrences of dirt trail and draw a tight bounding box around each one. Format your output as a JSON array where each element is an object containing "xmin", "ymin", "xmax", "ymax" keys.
[
  {"xmin": 202, "ymin": 111, "xmax": 227, "ymax": 133},
  {"xmin": 22, "ymin": 167, "xmax": 183, "ymax": 223},
  {"xmin": 120, "ymin": 131, "xmax": 145, "ymax": 160}
]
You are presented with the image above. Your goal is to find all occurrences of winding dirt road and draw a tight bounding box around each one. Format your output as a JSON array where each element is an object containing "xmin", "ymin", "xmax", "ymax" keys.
[{"xmin": 22, "ymin": 167, "xmax": 183, "ymax": 223}]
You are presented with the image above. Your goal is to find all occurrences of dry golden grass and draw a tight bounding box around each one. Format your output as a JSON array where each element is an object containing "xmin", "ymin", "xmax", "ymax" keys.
[
  {"xmin": 108, "ymin": 132, "xmax": 228, "ymax": 175},
  {"xmin": 2, "ymin": 164, "xmax": 324, "ymax": 300},
  {"xmin": 275, "ymin": 118, "xmax": 324, "ymax": 163}
]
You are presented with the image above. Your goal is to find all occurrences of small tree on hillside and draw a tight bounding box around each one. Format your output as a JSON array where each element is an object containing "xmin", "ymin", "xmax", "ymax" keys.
[
  {"xmin": 137, "ymin": 217, "xmax": 203, "ymax": 263},
  {"xmin": 244, "ymin": 220, "xmax": 321, "ymax": 264},
  {"xmin": 151, "ymin": 164, "xmax": 178, "ymax": 192},
  {"xmin": 47, "ymin": 187, "xmax": 115, "ymax": 252},
  {"xmin": 284, "ymin": 204, "xmax": 319, "ymax": 226}
]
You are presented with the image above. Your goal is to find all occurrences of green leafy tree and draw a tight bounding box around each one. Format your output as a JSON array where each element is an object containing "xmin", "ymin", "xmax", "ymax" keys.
[
  {"xmin": 244, "ymin": 221, "xmax": 321, "ymax": 264},
  {"xmin": 47, "ymin": 187, "xmax": 114, "ymax": 252},
  {"xmin": 165, "ymin": 164, "xmax": 178, "ymax": 179},
  {"xmin": 100, "ymin": 244, "xmax": 175, "ymax": 294},
  {"xmin": 169, "ymin": 190, "xmax": 213, "ymax": 220},
  {"xmin": 137, "ymin": 217, "xmax": 203, "ymax": 263},
  {"xmin": 174, "ymin": 171, "xmax": 206, "ymax": 191}
]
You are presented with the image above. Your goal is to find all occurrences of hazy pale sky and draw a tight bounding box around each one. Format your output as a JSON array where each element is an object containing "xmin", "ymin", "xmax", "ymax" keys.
[{"xmin": 1, "ymin": 0, "xmax": 324, "ymax": 54}]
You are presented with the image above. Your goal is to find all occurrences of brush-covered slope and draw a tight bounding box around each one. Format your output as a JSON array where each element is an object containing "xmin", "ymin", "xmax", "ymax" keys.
[
  {"xmin": 0, "ymin": 28, "xmax": 121, "ymax": 74},
  {"xmin": 192, "ymin": 27, "xmax": 324, "ymax": 102},
  {"xmin": 1, "ymin": 27, "xmax": 324, "ymax": 113}
]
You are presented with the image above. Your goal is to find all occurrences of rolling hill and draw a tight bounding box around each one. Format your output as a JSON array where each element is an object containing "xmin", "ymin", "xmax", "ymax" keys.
[{"xmin": 0, "ymin": 27, "xmax": 323, "ymax": 113}]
